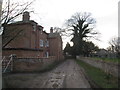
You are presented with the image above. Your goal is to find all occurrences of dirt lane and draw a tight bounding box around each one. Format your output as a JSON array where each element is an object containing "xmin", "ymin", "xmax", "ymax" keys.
[
  {"xmin": 51, "ymin": 59, "xmax": 91, "ymax": 88},
  {"xmin": 3, "ymin": 59, "xmax": 91, "ymax": 88}
]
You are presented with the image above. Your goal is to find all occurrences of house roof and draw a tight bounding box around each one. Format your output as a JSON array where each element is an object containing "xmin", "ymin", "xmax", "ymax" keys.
[
  {"xmin": 7, "ymin": 20, "xmax": 38, "ymax": 26},
  {"xmin": 5, "ymin": 18, "xmax": 61, "ymax": 39},
  {"xmin": 48, "ymin": 33, "xmax": 60, "ymax": 38},
  {"xmin": 96, "ymin": 49, "xmax": 108, "ymax": 55},
  {"xmin": 6, "ymin": 20, "xmax": 44, "ymax": 31}
]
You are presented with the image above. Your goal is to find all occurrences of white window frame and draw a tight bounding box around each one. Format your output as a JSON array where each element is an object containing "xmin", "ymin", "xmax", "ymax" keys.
[
  {"xmin": 33, "ymin": 25, "xmax": 36, "ymax": 31},
  {"xmin": 46, "ymin": 52, "xmax": 49, "ymax": 58},
  {"xmin": 44, "ymin": 52, "xmax": 49, "ymax": 58},
  {"xmin": 46, "ymin": 41, "xmax": 49, "ymax": 47},
  {"xmin": 45, "ymin": 40, "xmax": 49, "ymax": 47},
  {"xmin": 40, "ymin": 39, "xmax": 44, "ymax": 47}
]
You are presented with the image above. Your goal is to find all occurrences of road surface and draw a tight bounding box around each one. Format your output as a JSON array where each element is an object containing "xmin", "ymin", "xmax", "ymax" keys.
[{"xmin": 3, "ymin": 59, "xmax": 91, "ymax": 88}]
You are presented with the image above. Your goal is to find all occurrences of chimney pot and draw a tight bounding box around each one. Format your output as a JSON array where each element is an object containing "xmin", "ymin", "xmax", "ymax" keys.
[
  {"xmin": 50, "ymin": 27, "xmax": 53, "ymax": 33},
  {"xmin": 23, "ymin": 11, "xmax": 30, "ymax": 21}
]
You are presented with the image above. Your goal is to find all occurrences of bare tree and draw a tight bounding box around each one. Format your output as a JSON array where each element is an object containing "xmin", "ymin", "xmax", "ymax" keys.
[
  {"xmin": 66, "ymin": 12, "xmax": 98, "ymax": 40},
  {"xmin": 1, "ymin": 0, "xmax": 35, "ymax": 48},
  {"xmin": 1, "ymin": 0, "xmax": 35, "ymax": 25},
  {"xmin": 53, "ymin": 27, "xmax": 68, "ymax": 36},
  {"xmin": 108, "ymin": 37, "xmax": 120, "ymax": 58},
  {"xmin": 65, "ymin": 12, "xmax": 99, "ymax": 57}
]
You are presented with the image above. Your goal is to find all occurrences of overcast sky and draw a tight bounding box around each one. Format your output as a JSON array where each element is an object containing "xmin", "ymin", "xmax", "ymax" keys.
[
  {"xmin": 32, "ymin": 0, "xmax": 119, "ymax": 49},
  {"xmin": 4, "ymin": 0, "xmax": 119, "ymax": 49}
]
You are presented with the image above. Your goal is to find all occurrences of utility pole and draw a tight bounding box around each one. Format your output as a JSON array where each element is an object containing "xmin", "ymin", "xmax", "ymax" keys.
[
  {"xmin": 0, "ymin": 0, "xmax": 3, "ymax": 89},
  {"xmin": 118, "ymin": 1, "xmax": 120, "ymax": 38},
  {"xmin": 118, "ymin": 1, "xmax": 120, "ymax": 88}
]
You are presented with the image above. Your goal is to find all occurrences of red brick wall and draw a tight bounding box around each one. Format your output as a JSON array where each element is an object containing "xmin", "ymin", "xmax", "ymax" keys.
[
  {"xmin": 3, "ymin": 49, "xmax": 43, "ymax": 58},
  {"xmin": 4, "ymin": 22, "xmax": 44, "ymax": 49},
  {"xmin": 49, "ymin": 38, "xmax": 57, "ymax": 56},
  {"xmin": 5, "ymin": 24, "xmax": 32, "ymax": 48},
  {"xmin": 3, "ymin": 22, "xmax": 63, "ymax": 60},
  {"xmin": 57, "ymin": 36, "xmax": 64, "ymax": 60},
  {"xmin": 3, "ymin": 22, "xmax": 47, "ymax": 58},
  {"xmin": 38, "ymin": 31, "xmax": 49, "ymax": 57},
  {"xmin": 13, "ymin": 56, "xmax": 56, "ymax": 72},
  {"xmin": 49, "ymin": 36, "xmax": 63, "ymax": 60}
]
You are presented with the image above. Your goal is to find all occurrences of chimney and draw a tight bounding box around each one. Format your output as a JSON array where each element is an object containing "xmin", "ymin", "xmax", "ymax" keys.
[
  {"xmin": 23, "ymin": 11, "xmax": 30, "ymax": 21},
  {"xmin": 50, "ymin": 27, "xmax": 53, "ymax": 33}
]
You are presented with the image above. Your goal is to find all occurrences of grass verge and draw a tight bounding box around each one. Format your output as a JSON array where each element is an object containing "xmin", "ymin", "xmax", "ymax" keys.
[
  {"xmin": 91, "ymin": 57, "xmax": 120, "ymax": 63},
  {"xmin": 76, "ymin": 59, "xmax": 118, "ymax": 88}
]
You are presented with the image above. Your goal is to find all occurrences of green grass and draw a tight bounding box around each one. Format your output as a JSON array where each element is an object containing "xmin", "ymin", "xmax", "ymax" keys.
[
  {"xmin": 76, "ymin": 59, "xmax": 118, "ymax": 88},
  {"xmin": 91, "ymin": 57, "xmax": 120, "ymax": 63}
]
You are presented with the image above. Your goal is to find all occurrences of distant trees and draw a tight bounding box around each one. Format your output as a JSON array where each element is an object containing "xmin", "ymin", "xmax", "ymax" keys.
[
  {"xmin": 52, "ymin": 27, "xmax": 67, "ymax": 36},
  {"xmin": 107, "ymin": 37, "xmax": 120, "ymax": 58},
  {"xmin": 82, "ymin": 41, "xmax": 99, "ymax": 57},
  {"xmin": 64, "ymin": 42, "xmax": 72, "ymax": 55},
  {"xmin": 64, "ymin": 41, "xmax": 99, "ymax": 58},
  {"xmin": 1, "ymin": 0, "xmax": 35, "ymax": 48},
  {"xmin": 65, "ymin": 12, "xmax": 98, "ymax": 58}
]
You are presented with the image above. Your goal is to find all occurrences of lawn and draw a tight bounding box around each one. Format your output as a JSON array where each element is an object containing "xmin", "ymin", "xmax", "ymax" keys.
[
  {"xmin": 76, "ymin": 59, "xmax": 118, "ymax": 88},
  {"xmin": 91, "ymin": 57, "xmax": 120, "ymax": 63}
]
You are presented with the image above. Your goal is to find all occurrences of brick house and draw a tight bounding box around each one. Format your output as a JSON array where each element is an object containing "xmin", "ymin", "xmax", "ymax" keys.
[{"xmin": 2, "ymin": 11, "xmax": 63, "ymax": 60}]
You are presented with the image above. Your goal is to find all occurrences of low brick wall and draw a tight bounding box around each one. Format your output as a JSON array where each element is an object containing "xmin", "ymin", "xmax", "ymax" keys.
[
  {"xmin": 77, "ymin": 56, "xmax": 119, "ymax": 78},
  {"xmin": 3, "ymin": 49, "xmax": 43, "ymax": 58},
  {"xmin": 12, "ymin": 56, "xmax": 56, "ymax": 72}
]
